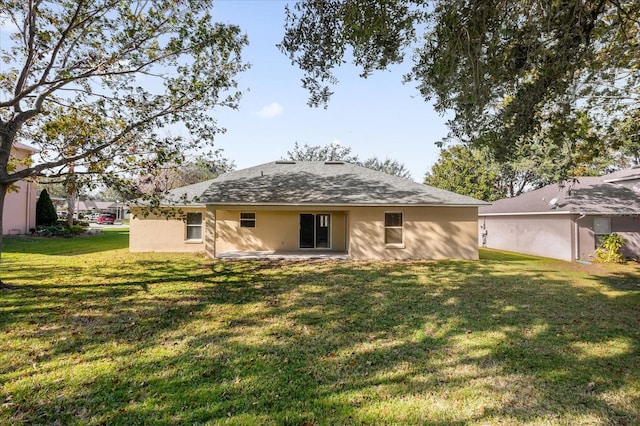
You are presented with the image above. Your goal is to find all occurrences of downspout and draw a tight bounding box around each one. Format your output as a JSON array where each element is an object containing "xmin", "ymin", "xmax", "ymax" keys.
[
  {"xmin": 25, "ymin": 181, "xmax": 31, "ymax": 234},
  {"xmin": 345, "ymin": 212, "xmax": 349, "ymax": 256},
  {"xmin": 24, "ymin": 181, "xmax": 31, "ymax": 234},
  {"xmin": 213, "ymin": 208, "xmax": 217, "ymax": 258},
  {"xmin": 575, "ymin": 214, "xmax": 586, "ymax": 262}
]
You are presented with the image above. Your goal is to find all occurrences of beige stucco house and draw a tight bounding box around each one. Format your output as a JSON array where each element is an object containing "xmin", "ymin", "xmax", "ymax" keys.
[
  {"xmin": 130, "ymin": 161, "xmax": 487, "ymax": 260},
  {"xmin": 479, "ymin": 167, "xmax": 640, "ymax": 262},
  {"xmin": 3, "ymin": 142, "xmax": 38, "ymax": 235}
]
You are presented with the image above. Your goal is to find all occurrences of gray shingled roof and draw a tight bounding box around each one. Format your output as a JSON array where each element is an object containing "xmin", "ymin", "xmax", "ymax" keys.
[
  {"xmin": 166, "ymin": 161, "xmax": 487, "ymax": 206},
  {"xmin": 13, "ymin": 141, "xmax": 38, "ymax": 152},
  {"xmin": 602, "ymin": 165, "xmax": 640, "ymax": 183},
  {"xmin": 479, "ymin": 168, "xmax": 640, "ymax": 215},
  {"xmin": 164, "ymin": 178, "xmax": 218, "ymax": 205}
]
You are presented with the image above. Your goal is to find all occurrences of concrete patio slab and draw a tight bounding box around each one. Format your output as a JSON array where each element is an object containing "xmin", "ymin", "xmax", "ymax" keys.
[{"xmin": 216, "ymin": 250, "xmax": 350, "ymax": 260}]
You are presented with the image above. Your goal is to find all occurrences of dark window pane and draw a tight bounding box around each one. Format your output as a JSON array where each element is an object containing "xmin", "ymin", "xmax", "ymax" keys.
[
  {"xmin": 594, "ymin": 218, "xmax": 610, "ymax": 235},
  {"xmin": 385, "ymin": 212, "xmax": 402, "ymax": 227},
  {"xmin": 240, "ymin": 212, "xmax": 256, "ymax": 227},
  {"xmin": 187, "ymin": 212, "xmax": 202, "ymax": 225},
  {"xmin": 300, "ymin": 214, "xmax": 314, "ymax": 248}
]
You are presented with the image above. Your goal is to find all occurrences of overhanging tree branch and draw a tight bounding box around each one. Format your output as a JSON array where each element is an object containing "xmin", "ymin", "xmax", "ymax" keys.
[{"xmin": 0, "ymin": 0, "xmax": 249, "ymax": 260}]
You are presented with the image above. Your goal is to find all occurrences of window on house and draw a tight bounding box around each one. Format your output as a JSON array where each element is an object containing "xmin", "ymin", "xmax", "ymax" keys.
[
  {"xmin": 186, "ymin": 212, "xmax": 203, "ymax": 240},
  {"xmin": 594, "ymin": 217, "xmax": 611, "ymax": 248},
  {"xmin": 240, "ymin": 212, "xmax": 256, "ymax": 228},
  {"xmin": 384, "ymin": 212, "xmax": 403, "ymax": 246}
]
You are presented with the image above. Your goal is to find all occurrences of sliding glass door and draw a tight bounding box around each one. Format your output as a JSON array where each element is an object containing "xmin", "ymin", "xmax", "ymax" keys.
[{"xmin": 299, "ymin": 214, "xmax": 331, "ymax": 249}]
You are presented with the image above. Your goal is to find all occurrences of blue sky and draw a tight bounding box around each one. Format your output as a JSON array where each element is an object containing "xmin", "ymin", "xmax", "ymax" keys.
[
  {"xmin": 209, "ymin": 0, "xmax": 449, "ymax": 182},
  {"xmin": 0, "ymin": 1, "xmax": 449, "ymax": 182}
]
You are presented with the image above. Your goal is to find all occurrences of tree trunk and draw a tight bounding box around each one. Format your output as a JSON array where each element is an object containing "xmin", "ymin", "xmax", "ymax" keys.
[
  {"xmin": 67, "ymin": 161, "xmax": 76, "ymax": 228},
  {"xmin": 67, "ymin": 191, "xmax": 76, "ymax": 228}
]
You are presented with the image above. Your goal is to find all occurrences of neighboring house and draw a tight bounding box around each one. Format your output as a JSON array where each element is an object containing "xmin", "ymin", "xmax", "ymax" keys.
[
  {"xmin": 53, "ymin": 198, "xmax": 128, "ymax": 220},
  {"xmin": 478, "ymin": 167, "xmax": 640, "ymax": 261},
  {"xmin": 3, "ymin": 142, "xmax": 38, "ymax": 235},
  {"xmin": 130, "ymin": 161, "xmax": 487, "ymax": 260},
  {"xmin": 75, "ymin": 200, "xmax": 128, "ymax": 220}
]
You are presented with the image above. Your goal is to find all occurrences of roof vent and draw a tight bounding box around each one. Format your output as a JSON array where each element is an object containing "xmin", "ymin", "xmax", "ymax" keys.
[
  {"xmin": 275, "ymin": 160, "xmax": 296, "ymax": 164},
  {"xmin": 542, "ymin": 197, "xmax": 559, "ymax": 209},
  {"xmin": 324, "ymin": 161, "xmax": 344, "ymax": 165}
]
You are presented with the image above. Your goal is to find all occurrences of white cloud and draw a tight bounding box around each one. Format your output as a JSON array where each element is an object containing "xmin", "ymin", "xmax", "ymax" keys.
[{"xmin": 258, "ymin": 102, "xmax": 283, "ymax": 119}]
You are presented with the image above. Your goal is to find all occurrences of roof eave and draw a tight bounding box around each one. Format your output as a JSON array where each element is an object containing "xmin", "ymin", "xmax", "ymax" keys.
[
  {"xmin": 205, "ymin": 202, "xmax": 485, "ymax": 208},
  {"xmin": 129, "ymin": 203, "xmax": 206, "ymax": 208},
  {"xmin": 479, "ymin": 211, "xmax": 574, "ymax": 216},
  {"xmin": 480, "ymin": 210, "xmax": 640, "ymax": 216},
  {"xmin": 13, "ymin": 142, "xmax": 39, "ymax": 153},
  {"xmin": 603, "ymin": 176, "xmax": 640, "ymax": 183}
]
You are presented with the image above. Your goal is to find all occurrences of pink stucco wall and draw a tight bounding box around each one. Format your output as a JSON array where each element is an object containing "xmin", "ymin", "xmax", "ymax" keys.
[
  {"xmin": 479, "ymin": 214, "xmax": 575, "ymax": 261},
  {"xmin": 576, "ymin": 215, "xmax": 640, "ymax": 261},
  {"xmin": 3, "ymin": 146, "xmax": 37, "ymax": 235},
  {"xmin": 577, "ymin": 215, "xmax": 594, "ymax": 261},
  {"xmin": 613, "ymin": 216, "xmax": 640, "ymax": 260},
  {"xmin": 480, "ymin": 214, "xmax": 640, "ymax": 262}
]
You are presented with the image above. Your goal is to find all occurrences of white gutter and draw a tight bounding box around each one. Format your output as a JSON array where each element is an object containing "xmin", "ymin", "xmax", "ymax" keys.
[
  {"xmin": 603, "ymin": 176, "xmax": 640, "ymax": 183},
  {"xmin": 479, "ymin": 211, "xmax": 574, "ymax": 216},
  {"xmin": 204, "ymin": 202, "xmax": 487, "ymax": 208},
  {"xmin": 480, "ymin": 211, "xmax": 640, "ymax": 217},
  {"xmin": 128, "ymin": 203, "xmax": 207, "ymax": 208}
]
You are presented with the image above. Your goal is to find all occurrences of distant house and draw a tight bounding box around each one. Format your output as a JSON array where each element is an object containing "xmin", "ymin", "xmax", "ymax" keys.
[
  {"xmin": 130, "ymin": 161, "xmax": 487, "ymax": 260},
  {"xmin": 479, "ymin": 167, "xmax": 640, "ymax": 261},
  {"xmin": 3, "ymin": 142, "xmax": 38, "ymax": 235},
  {"xmin": 75, "ymin": 200, "xmax": 128, "ymax": 220}
]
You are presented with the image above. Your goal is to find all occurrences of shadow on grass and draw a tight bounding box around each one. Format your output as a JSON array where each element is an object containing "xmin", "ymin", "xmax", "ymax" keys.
[
  {"xmin": 593, "ymin": 269, "xmax": 640, "ymax": 292},
  {"xmin": 2, "ymin": 228, "xmax": 129, "ymax": 256},
  {"xmin": 2, "ymin": 257, "xmax": 639, "ymax": 424}
]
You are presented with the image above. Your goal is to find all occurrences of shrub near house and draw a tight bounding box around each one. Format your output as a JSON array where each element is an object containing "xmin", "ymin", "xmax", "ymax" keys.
[
  {"xmin": 36, "ymin": 189, "xmax": 58, "ymax": 226},
  {"xmin": 593, "ymin": 233, "xmax": 626, "ymax": 263}
]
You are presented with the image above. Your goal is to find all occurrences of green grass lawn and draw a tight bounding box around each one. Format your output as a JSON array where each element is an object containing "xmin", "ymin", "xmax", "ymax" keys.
[{"xmin": 1, "ymin": 230, "xmax": 639, "ymax": 425}]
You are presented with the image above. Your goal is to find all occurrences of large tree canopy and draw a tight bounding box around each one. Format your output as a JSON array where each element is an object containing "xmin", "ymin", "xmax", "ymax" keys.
[
  {"xmin": 280, "ymin": 0, "xmax": 640, "ymax": 166},
  {"xmin": 425, "ymin": 145, "xmax": 505, "ymax": 202},
  {"xmin": 426, "ymin": 131, "xmax": 618, "ymax": 203},
  {"xmin": 0, "ymin": 0, "xmax": 248, "ymax": 254}
]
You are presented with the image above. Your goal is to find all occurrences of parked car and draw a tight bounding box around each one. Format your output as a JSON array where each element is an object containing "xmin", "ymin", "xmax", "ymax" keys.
[{"xmin": 96, "ymin": 214, "xmax": 115, "ymax": 225}]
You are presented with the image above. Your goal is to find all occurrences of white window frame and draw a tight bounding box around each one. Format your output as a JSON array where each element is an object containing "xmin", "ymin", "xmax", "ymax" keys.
[
  {"xmin": 185, "ymin": 212, "xmax": 203, "ymax": 241},
  {"xmin": 384, "ymin": 211, "xmax": 404, "ymax": 247},
  {"xmin": 240, "ymin": 212, "xmax": 256, "ymax": 228}
]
